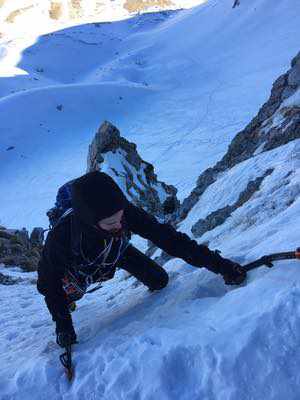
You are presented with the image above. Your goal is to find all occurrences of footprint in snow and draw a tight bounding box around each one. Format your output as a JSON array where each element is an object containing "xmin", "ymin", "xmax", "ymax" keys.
[
  {"xmin": 31, "ymin": 320, "xmax": 50, "ymax": 329},
  {"xmin": 20, "ymin": 302, "xmax": 31, "ymax": 308},
  {"xmin": 140, "ymin": 335, "xmax": 162, "ymax": 347},
  {"xmin": 106, "ymin": 301, "xmax": 116, "ymax": 309},
  {"xmin": 78, "ymin": 325, "xmax": 92, "ymax": 341},
  {"xmin": 5, "ymin": 331, "xmax": 19, "ymax": 340},
  {"xmin": 41, "ymin": 341, "xmax": 58, "ymax": 355}
]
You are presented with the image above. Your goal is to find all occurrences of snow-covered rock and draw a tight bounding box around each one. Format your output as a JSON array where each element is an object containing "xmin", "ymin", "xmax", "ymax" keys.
[
  {"xmin": 87, "ymin": 120, "xmax": 179, "ymax": 219},
  {"xmin": 0, "ymin": 271, "xmax": 21, "ymax": 285}
]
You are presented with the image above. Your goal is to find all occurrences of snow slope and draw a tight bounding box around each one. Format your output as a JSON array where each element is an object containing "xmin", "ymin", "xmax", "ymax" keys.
[
  {"xmin": 1, "ymin": 237, "xmax": 300, "ymax": 399},
  {"xmin": 1, "ymin": 0, "xmax": 300, "ymax": 399},
  {"xmin": 1, "ymin": 0, "xmax": 300, "ymax": 229}
]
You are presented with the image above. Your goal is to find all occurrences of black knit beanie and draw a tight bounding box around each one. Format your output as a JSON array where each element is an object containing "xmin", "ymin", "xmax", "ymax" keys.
[{"xmin": 71, "ymin": 171, "xmax": 127, "ymax": 225}]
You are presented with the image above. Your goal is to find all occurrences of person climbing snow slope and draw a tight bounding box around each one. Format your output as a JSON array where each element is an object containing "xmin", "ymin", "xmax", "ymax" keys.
[{"xmin": 37, "ymin": 171, "xmax": 246, "ymax": 347}]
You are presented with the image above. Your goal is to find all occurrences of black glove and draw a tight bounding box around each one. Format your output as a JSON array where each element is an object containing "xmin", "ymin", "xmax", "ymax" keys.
[
  {"xmin": 220, "ymin": 262, "xmax": 247, "ymax": 285},
  {"xmin": 211, "ymin": 252, "xmax": 247, "ymax": 285},
  {"xmin": 55, "ymin": 314, "xmax": 77, "ymax": 348}
]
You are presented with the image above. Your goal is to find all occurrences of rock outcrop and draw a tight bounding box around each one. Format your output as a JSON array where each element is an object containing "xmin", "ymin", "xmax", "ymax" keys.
[
  {"xmin": 124, "ymin": 0, "xmax": 174, "ymax": 14},
  {"xmin": 179, "ymin": 51, "xmax": 300, "ymax": 238},
  {"xmin": 0, "ymin": 271, "xmax": 22, "ymax": 285},
  {"xmin": 0, "ymin": 226, "xmax": 44, "ymax": 271},
  {"xmin": 87, "ymin": 121, "xmax": 180, "ymax": 220}
]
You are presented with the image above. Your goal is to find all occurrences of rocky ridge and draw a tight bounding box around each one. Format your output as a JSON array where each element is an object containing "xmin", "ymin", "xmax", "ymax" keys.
[{"xmin": 87, "ymin": 120, "xmax": 179, "ymax": 220}]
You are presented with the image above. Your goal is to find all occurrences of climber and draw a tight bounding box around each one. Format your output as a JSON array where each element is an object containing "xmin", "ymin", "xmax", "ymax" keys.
[{"xmin": 37, "ymin": 171, "xmax": 246, "ymax": 348}]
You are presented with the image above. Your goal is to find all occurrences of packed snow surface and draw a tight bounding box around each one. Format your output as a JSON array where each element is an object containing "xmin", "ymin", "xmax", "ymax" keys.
[{"xmin": 1, "ymin": 0, "xmax": 300, "ymax": 399}]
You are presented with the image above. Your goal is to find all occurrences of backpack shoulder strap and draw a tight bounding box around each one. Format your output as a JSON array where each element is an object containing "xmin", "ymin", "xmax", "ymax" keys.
[
  {"xmin": 51, "ymin": 210, "xmax": 82, "ymax": 261},
  {"xmin": 69, "ymin": 212, "xmax": 82, "ymax": 258}
]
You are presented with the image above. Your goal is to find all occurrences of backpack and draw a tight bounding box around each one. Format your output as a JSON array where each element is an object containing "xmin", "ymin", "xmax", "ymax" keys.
[{"xmin": 47, "ymin": 180, "xmax": 75, "ymax": 228}]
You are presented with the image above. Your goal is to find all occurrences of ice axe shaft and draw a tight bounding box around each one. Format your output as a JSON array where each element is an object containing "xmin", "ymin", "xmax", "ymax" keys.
[{"xmin": 243, "ymin": 248, "xmax": 300, "ymax": 272}]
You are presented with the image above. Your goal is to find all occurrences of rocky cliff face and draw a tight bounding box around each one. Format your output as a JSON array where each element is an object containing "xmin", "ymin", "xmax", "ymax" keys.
[{"xmin": 87, "ymin": 121, "xmax": 179, "ymax": 220}]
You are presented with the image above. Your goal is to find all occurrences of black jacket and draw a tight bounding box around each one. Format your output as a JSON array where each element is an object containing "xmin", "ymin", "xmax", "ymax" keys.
[{"xmin": 37, "ymin": 201, "xmax": 224, "ymax": 321}]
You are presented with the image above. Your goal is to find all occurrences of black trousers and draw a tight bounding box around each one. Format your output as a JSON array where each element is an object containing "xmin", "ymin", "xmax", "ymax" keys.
[
  {"xmin": 37, "ymin": 244, "xmax": 169, "ymax": 316},
  {"xmin": 119, "ymin": 245, "xmax": 169, "ymax": 291}
]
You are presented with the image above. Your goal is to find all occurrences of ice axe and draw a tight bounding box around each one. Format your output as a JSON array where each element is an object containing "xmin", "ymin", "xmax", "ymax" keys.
[
  {"xmin": 59, "ymin": 343, "xmax": 74, "ymax": 381},
  {"xmin": 243, "ymin": 248, "xmax": 300, "ymax": 272}
]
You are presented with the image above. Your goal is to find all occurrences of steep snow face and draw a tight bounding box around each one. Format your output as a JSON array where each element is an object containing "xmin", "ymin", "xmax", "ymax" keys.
[
  {"xmin": 174, "ymin": 52, "xmax": 300, "ymax": 264},
  {"xmin": 1, "ymin": 243, "xmax": 300, "ymax": 399},
  {"xmin": 180, "ymin": 140, "xmax": 300, "ymax": 253},
  {"xmin": 1, "ymin": 0, "xmax": 300, "ymax": 230}
]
